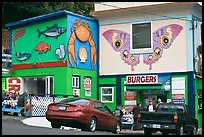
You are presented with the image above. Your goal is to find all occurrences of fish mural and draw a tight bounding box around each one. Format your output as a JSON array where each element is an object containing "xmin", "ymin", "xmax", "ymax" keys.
[
  {"xmin": 13, "ymin": 29, "xmax": 26, "ymax": 48},
  {"xmin": 15, "ymin": 52, "xmax": 31, "ymax": 61},
  {"xmin": 35, "ymin": 42, "xmax": 51, "ymax": 54},
  {"xmin": 37, "ymin": 23, "xmax": 67, "ymax": 38},
  {"xmin": 103, "ymin": 24, "xmax": 183, "ymax": 71},
  {"xmin": 56, "ymin": 44, "xmax": 66, "ymax": 59}
]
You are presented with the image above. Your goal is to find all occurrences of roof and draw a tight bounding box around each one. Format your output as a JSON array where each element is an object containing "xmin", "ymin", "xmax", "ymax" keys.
[
  {"xmin": 6, "ymin": 10, "xmax": 97, "ymax": 28},
  {"xmin": 90, "ymin": 2, "xmax": 197, "ymax": 16}
]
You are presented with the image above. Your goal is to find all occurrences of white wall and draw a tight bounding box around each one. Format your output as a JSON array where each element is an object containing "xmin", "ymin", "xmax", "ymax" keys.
[{"xmin": 100, "ymin": 19, "xmax": 187, "ymax": 75}]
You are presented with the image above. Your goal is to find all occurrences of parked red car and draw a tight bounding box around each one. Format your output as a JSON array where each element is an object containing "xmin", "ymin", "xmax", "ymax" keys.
[{"xmin": 45, "ymin": 98, "xmax": 121, "ymax": 134}]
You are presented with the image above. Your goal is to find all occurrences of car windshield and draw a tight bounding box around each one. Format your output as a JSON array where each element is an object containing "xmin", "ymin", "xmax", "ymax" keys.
[
  {"xmin": 60, "ymin": 98, "xmax": 90, "ymax": 106},
  {"xmin": 157, "ymin": 104, "xmax": 184, "ymax": 113}
]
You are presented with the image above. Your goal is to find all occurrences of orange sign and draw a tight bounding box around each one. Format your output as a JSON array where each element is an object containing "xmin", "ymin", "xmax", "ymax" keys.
[{"xmin": 6, "ymin": 77, "xmax": 22, "ymax": 94}]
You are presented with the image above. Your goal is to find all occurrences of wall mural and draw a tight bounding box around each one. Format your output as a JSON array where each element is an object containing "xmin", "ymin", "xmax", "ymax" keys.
[
  {"xmin": 37, "ymin": 23, "xmax": 67, "ymax": 38},
  {"xmin": 103, "ymin": 24, "xmax": 183, "ymax": 71},
  {"xmin": 78, "ymin": 46, "xmax": 88, "ymax": 63},
  {"xmin": 13, "ymin": 29, "xmax": 26, "ymax": 48},
  {"xmin": 35, "ymin": 42, "xmax": 51, "ymax": 54},
  {"xmin": 13, "ymin": 23, "xmax": 67, "ymax": 62},
  {"xmin": 67, "ymin": 19, "xmax": 97, "ymax": 68},
  {"xmin": 15, "ymin": 52, "xmax": 31, "ymax": 61},
  {"xmin": 13, "ymin": 29, "xmax": 32, "ymax": 61},
  {"xmin": 56, "ymin": 44, "xmax": 66, "ymax": 59}
]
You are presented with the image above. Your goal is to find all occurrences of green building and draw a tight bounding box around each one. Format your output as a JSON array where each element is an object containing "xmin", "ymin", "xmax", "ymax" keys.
[{"xmin": 5, "ymin": 10, "xmax": 99, "ymax": 99}]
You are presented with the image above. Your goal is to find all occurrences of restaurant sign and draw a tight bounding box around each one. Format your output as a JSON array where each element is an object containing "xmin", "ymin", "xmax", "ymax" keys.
[
  {"xmin": 126, "ymin": 75, "xmax": 158, "ymax": 84},
  {"xmin": 6, "ymin": 77, "xmax": 23, "ymax": 94}
]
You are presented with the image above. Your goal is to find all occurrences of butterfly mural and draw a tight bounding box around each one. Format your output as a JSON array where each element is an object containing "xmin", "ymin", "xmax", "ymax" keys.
[{"xmin": 102, "ymin": 24, "xmax": 183, "ymax": 71}]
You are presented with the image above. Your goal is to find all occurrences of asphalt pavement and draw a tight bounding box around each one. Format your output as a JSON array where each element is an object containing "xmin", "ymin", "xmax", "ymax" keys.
[{"xmin": 2, "ymin": 115, "xmax": 202, "ymax": 135}]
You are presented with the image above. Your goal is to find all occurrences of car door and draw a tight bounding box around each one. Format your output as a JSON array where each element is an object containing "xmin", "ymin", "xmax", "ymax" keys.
[
  {"xmin": 92, "ymin": 102, "xmax": 110, "ymax": 128},
  {"xmin": 185, "ymin": 105, "xmax": 198, "ymax": 129},
  {"xmin": 102, "ymin": 105, "xmax": 118, "ymax": 128}
]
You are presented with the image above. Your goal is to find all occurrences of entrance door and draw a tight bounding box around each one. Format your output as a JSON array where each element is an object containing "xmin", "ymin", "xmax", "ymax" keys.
[
  {"xmin": 23, "ymin": 76, "xmax": 54, "ymax": 95},
  {"xmin": 144, "ymin": 95, "xmax": 157, "ymax": 107}
]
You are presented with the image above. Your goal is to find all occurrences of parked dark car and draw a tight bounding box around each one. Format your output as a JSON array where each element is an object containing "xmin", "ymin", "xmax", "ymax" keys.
[
  {"xmin": 138, "ymin": 103, "xmax": 198, "ymax": 135},
  {"xmin": 45, "ymin": 98, "xmax": 121, "ymax": 134}
]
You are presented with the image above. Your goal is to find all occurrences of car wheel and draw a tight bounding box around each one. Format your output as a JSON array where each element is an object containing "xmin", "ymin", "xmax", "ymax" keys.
[
  {"xmin": 112, "ymin": 122, "xmax": 121, "ymax": 134},
  {"xmin": 144, "ymin": 128, "xmax": 152, "ymax": 135},
  {"xmin": 176, "ymin": 126, "xmax": 184, "ymax": 135},
  {"xmin": 87, "ymin": 117, "xmax": 96, "ymax": 132},
  {"xmin": 51, "ymin": 121, "xmax": 61, "ymax": 128},
  {"xmin": 190, "ymin": 127, "xmax": 197, "ymax": 135}
]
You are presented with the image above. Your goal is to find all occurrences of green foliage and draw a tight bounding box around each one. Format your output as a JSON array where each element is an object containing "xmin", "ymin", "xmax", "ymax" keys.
[{"xmin": 2, "ymin": 2, "xmax": 95, "ymax": 27}]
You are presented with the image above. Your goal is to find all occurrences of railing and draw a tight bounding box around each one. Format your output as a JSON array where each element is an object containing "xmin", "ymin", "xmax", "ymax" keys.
[
  {"xmin": 2, "ymin": 94, "xmax": 78, "ymax": 117},
  {"xmin": 2, "ymin": 53, "xmax": 12, "ymax": 68},
  {"xmin": 29, "ymin": 94, "xmax": 78, "ymax": 117}
]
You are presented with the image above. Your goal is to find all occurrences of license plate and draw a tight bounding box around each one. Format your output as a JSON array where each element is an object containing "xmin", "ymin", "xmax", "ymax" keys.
[
  {"xmin": 152, "ymin": 124, "xmax": 161, "ymax": 128},
  {"xmin": 59, "ymin": 106, "xmax": 66, "ymax": 110}
]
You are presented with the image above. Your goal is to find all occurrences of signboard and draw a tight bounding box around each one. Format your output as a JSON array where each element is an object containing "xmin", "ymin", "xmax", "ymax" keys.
[
  {"xmin": 6, "ymin": 77, "xmax": 23, "ymax": 95},
  {"xmin": 126, "ymin": 75, "xmax": 158, "ymax": 84},
  {"xmin": 172, "ymin": 99, "xmax": 185, "ymax": 104},
  {"xmin": 124, "ymin": 91, "xmax": 136, "ymax": 112},
  {"xmin": 73, "ymin": 89, "xmax": 80, "ymax": 96},
  {"xmin": 84, "ymin": 77, "xmax": 91, "ymax": 96}
]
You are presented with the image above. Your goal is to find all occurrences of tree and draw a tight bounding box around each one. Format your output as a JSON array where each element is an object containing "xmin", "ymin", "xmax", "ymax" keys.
[
  {"xmin": 2, "ymin": 2, "xmax": 95, "ymax": 27},
  {"xmin": 2, "ymin": 2, "xmax": 95, "ymax": 51}
]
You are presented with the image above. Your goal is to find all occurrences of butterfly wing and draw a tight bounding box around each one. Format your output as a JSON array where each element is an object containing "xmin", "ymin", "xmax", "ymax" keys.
[
  {"xmin": 143, "ymin": 24, "xmax": 183, "ymax": 70},
  {"xmin": 103, "ymin": 29, "xmax": 140, "ymax": 71}
]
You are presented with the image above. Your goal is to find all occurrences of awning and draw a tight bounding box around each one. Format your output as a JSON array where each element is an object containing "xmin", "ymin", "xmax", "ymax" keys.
[{"xmin": 157, "ymin": 76, "xmax": 171, "ymax": 85}]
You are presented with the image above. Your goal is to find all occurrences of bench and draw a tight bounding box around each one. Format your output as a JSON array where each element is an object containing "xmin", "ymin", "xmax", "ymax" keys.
[{"xmin": 2, "ymin": 104, "xmax": 30, "ymax": 116}]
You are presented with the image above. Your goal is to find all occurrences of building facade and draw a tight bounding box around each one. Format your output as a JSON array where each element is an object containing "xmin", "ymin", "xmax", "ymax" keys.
[
  {"xmin": 5, "ymin": 10, "xmax": 99, "ymax": 99},
  {"xmin": 91, "ymin": 2, "xmax": 202, "ymax": 128}
]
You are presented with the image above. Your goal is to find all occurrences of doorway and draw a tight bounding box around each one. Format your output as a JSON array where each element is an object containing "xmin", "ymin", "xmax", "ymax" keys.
[{"xmin": 23, "ymin": 76, "xmax": 54, "ymax": 95}]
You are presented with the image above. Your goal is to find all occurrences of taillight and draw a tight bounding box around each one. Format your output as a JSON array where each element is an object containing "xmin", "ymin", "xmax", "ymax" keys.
[
  {"xmin": 138, "ymin": 114, "xmax": 141, "ymax": 121},
  {"xmin": 174, "ymin": 115, "xmax": 178, "ymax": 123},
  {"xmin": 73, "ymin": 106, "xmax": 82, "ymax": 112},
  {"xmin": 47, "ymin": 105, "xmax": 52, "ymax": 110}
]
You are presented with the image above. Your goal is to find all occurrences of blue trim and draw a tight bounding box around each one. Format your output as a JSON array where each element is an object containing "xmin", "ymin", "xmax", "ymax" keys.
[
  {"xmin": 6, "ymin": 10, "xmax": 97, "ymax": 28},
  {"xmin": 99, "ymin": 71, "xmax": 188, "ymax": 78},
  {"xmin": 116, "ymin": 76, "xmax": 121, "ymax": 106},
  {"xmin": 99, "ymin": 14, "xmax": 190, "ymax": 26},
  {"xmin": 186, "ymin": 15, "xmax": 194, "ymax": 71},
  {"xmin": 9, "ymin": 29, "xmax": 12, "ymax": 54},
  {"xmin": 188, "ymin": 71, "xmax": 196, "ymax": 117}
]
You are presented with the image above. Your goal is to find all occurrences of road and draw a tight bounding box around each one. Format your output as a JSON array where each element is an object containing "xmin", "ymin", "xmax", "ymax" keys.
[
  {"xmin": 2, "ymin": 116, "xmax": 116, "ymax": 135},
  {"xmin": 2, "ymin": 115, "xmax": 202, "ymax": 135}
]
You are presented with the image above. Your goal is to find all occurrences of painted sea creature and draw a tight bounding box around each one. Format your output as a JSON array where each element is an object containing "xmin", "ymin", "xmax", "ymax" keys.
[
  {"xmin": 103, "ymin": 24, "xmax": 183, "ymax": 71},
  {"xmin": 15, "ymin": 52, "xmax": 31, "ymax": 61},
  {"xmin": 13, "ymin": 29, "xmax": 26, "ymax": 48},
  {"xmin": 35, "ymin": 42, "xmax": 51, "ymax": 54},
  {"xmin": 37, "ymin": 23, "xmax": 67, "ymax": 38},
  {"xmin": 68, "ymin": 19, "xmax": 97, "ymax": 68},
  {"xmin": 78, "ymin": 46, "xmax": 88, "ymax": 63},
  {"xmin": 56, "ymin": 44, "xmax": 66, "ymax": 59}
]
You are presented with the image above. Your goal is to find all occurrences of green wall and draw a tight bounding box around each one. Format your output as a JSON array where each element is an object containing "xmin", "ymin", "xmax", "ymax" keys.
[
  {"xmin": 12, "ymin": 67, "xmax": 98, "ymax": 99},
  {"xmin": 12, "ymin": 17, "xmax": 68, "ymax": 65},
  {"xmin": 195, "ymin": 77, "xmax": 202, "ymax": 128},
  {"xmin": 67, "ymin": 67, "xmax": 98, "ymax": 99}
]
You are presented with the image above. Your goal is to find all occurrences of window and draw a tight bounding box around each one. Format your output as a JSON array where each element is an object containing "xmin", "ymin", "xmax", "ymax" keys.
[
  {"xmin": 101, "ymin": 87, "xmax": 114, "ymax": 103},
  {"xmin": 72, "ymin": 76, "xmax": 80, "ymax": 88},
  {"xmin": 92, "ymin": 102, "xmax": 104, "ymax": 111},
  {"xmin": 130, "ymin": 22, "xmax": 152, "ymax": 54}
]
